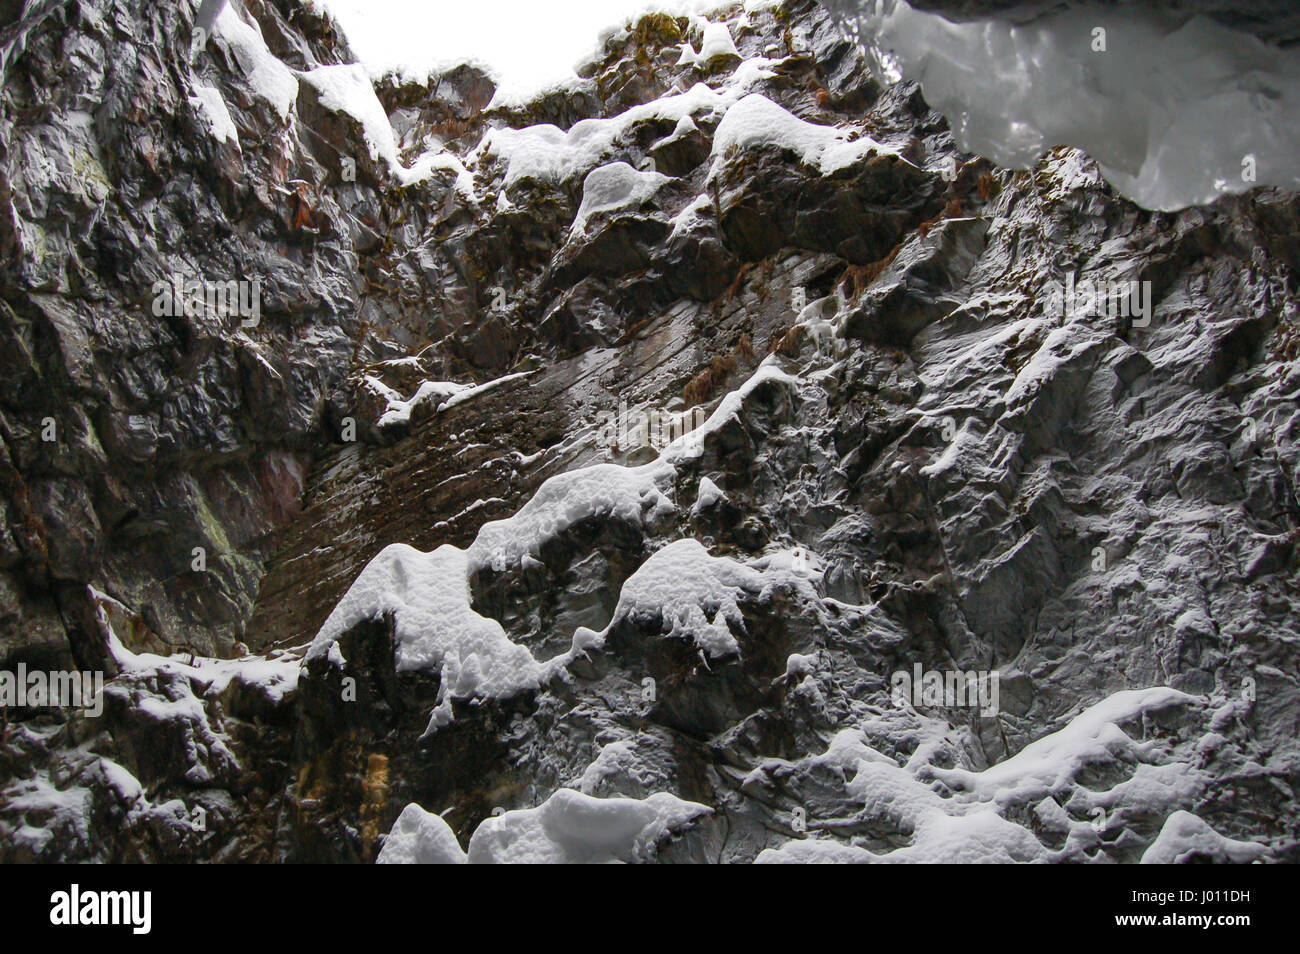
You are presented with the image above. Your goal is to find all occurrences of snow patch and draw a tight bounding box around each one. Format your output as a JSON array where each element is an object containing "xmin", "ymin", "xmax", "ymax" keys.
[
  {"xmin": 376, "ymin": 804, "xmax": 467, "ymax": 864},
  {"xmin": 1141, "ymin": 810, "xmax": 1267, "ymax": 864},
  {"xmin": 188, "ymin": 84, "xmax": 240, "ymax": 146},
  {"xmin": 711, "ymin": 93, "xmax": 897, "ymax": 175},
  {"xmin": 298, "ymin": 64, "xmax": 475, "ymax": 192},
  {"xmin": 466, "ymin": 788, "xmax": 709, "ymax": 863},
  {"xmin": 571, "ymin": 162, "xmax": 671, "ymax": 236},
  {"xmin": 213, "ymin": 5, "xmax": 299, "ymax": 120}
]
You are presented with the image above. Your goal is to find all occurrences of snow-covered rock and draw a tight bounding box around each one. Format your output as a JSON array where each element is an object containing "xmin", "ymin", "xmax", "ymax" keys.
[
  {"xmin": 376, "ymin": 804, "xmax": 467, "ymax": 864},
  {"xmin": 465, "ymin": 788, "xmax": 710, "ymax": 864},
  {"xmin": 3, "ymin": 0, "xmax": 1295, "ymax": 868}
]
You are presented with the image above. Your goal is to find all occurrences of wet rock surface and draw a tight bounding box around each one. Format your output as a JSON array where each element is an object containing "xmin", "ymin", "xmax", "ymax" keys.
[{"xmin": 1, "ymin": 0, "xmax": 1297, "ymax": 863}]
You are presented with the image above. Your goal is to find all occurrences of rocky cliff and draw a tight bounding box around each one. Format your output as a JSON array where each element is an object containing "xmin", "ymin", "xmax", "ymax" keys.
[{"xmin": 0, "ymin": 0, "xmax": 1296, "ymax": 863}]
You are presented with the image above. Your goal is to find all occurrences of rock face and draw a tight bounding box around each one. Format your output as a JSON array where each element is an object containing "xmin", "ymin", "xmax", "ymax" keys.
[{"xmin": 1, "ymin": 0, "xmax": 1297, "ymax": 863}]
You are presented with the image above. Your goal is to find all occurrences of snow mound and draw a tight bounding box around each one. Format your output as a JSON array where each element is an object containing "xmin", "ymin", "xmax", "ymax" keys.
[
  {"xmin": 569, "ymin": 537, "xmax": 816, "ymax": 660},
  {"xmin": 711, "ymin": 93, "xmax": 897, "ymax": 175},
  {"xmin": 311, "ymin": 543, "xmax": 555, "ymax": 729},
  {"xmin": 783, "ymin": 652, "xmax": 818, "ymax": 679},
  {"xmin": 836, "ymin": 0, "xmax": 1300, "ymax": 211},
  {"xmin": 376, "ymin": 804, "xmax": 467, "ymax": 864},
  {"xmin": 1140, "ymin": 810, "xmax": 1267, "ymax": 864},
  {"xmin": 607, "ymin": 538, "xmax": 766, "ymax": 657},
  {"xmin": 693, "ymin": 475, "xmax": 726, "ymax": 512},
  {"xmin": 571, "ymin": 162, "xmax": 671, "ymax": 236},
  {"xmin": 573, "ymin": 739, "xmax": 641, "ymax": 794},
  {"xmin": 465, "ymin": 788, "xmax": 710, "ymax": 863},
  {"xmin": 678, "ymin": 22, "xmax": 741, "ymax": 67}
]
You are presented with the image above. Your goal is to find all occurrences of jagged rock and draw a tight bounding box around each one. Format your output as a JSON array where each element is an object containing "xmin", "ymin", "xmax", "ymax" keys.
[{"xmin": 1, "ymin": 0, "xmax": 1296, "ymax": 866}]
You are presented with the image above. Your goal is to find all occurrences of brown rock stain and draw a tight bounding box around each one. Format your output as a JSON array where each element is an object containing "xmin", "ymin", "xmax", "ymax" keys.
[{"xmin": 359, "ymin": 753, "xmax": 391, "ymax": 850}]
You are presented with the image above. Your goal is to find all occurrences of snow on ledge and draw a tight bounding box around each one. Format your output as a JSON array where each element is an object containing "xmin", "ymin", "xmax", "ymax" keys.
[
  {"xmin": 213, "ymin": 4, "xmax": 298, "ymax": 120},
  {"xmin": 570, "ymin": 162, "xmax": 671, "ymax": 237},
  {"xmin": 477, "ymin": 65, "xmax": 776, "ymax": 190},
  {"xmin": 1140, "ymin": 810, "xmax": 1267, "ymax": 864},
  {"xmin": 298, "ymin": 63, "xmax": 476, "ymax": 193},
  {"xmin": 308, "ymin": 361, "xmax": 800, "ymax": 732},
  {"xmin": 377, "ymin": 788, "xmax": 709, "ymax": 864},
  {"xmin": 369, "ymin": 371, "xmax": 536, "ymax": 428},
  {"xmin": 93, "ymin": 587, "xmax": 300, "ymax": 705},
  {"xmin": 924, "ymin": 687, "xmax": 1198, "ymax": 804},
  {"xmin": 710, "ymin": 93, "xmax": 900, "ymax": 176}
]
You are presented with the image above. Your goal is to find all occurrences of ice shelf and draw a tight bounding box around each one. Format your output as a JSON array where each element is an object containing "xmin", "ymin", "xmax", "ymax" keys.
[{"xmin": 828, "ymin": 0, "xmax": 1300, "ymax": 211}]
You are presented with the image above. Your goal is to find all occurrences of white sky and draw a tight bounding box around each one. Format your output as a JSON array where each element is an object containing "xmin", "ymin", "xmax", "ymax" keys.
[{"xmin": 317, "ymin": 0, "xmax": 709, "ymax": 100}]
